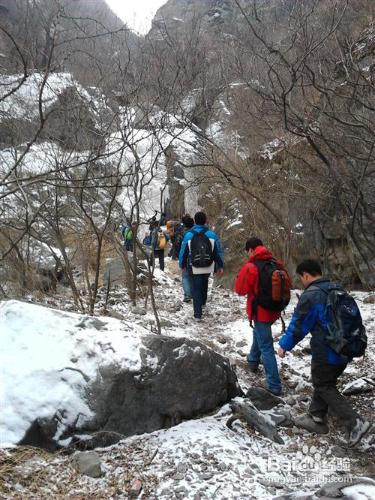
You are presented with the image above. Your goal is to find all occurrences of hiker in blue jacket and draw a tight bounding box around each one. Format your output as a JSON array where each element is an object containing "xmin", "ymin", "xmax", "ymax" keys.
[
  {"xmin": 278, "ymin": 259, "xmax": 370, "ymax": 446},
  {"xmin": 179, "ymin": 211, "xmax": 224, "ymax": 320}
]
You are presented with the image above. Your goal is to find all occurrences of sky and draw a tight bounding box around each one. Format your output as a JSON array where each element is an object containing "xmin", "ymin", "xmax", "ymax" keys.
[{"xmin": 105, "ymin": 0, "xmax": 167, "ymax": 34}]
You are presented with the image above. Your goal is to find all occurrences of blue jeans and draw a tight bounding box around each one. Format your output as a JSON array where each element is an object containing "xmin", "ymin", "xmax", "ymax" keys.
[
  {"xmin": 182, "ymin": 270, "xmax": 193, "ymax": 299},
  {"xmin": 191, "ymin": 273, "xmax": 210, "ymax": 318},
  {"xmin": 247, "ymin": 321, "xmax": 282, "ymax": 394}
]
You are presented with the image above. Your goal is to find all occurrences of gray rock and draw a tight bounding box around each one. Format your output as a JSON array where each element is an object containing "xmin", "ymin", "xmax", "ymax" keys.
[
  {"xmin": 342, "ymin": 378, "xmax": 375, "ymax": 395},
  {"xmin": 199, "ymin": 472, "xmax": 214, "ymax": 480},
  {"xmin": 284, "ymin": 396, "xmax": 297, "ymax": 406},
  {"xmin": 237, "ymin": 350, "xmax": 247, "ymax": 357},
  {"xmin": 265, "ymin": 412, "xmax": 287, "ymax": 426},
  {"xmin": 132, "ymin": 306, "xmax": 147, "ymax": 316},
  {"xmin": 273, "ymin": 408, "xmax": 293, "ymax": 426},
  {"xmin": 175, "ymin": 486, "xmax": 188, "ymax": 493},
  {"xmin": 18, "ymin": 416, "xmax": 58, "ymax": 451},
  {"xmin": 159, "ymin": 319, "xmax": 175, "ymax": 328},
  {"xmin": 168, "ymin": 302, "xmax": 183, "ymax": 313},
  {"xmin": 297, "ymin": 394, "xmax": 310, "ymax": 402},
  {"xmin": 76, "ymin": 316, "xmax": 107, "ymax": 330},
  {"xmin": 246, "ymin": 387, "xmax": 284, "ymax": 410},
  {"xmin": 316, "ymin": 477, "xmax": 375, "ymax": 497},
  {"xmin": 177, "ymin": 462, "xmax": 188, "ymax": 473},
  {"xmin": 18, "ymin": 336, "xmax": 241, "ymax": 451},
  {"xmin": 73, "ymin": 451, "xmax": 103, "ymax": 478},
  {"xmin": 160, "ymin": 489, "xmax": 174, "ymax": 497},
  {"xmin": 257, "ymin": 478, "xmax": 284, "ymax": 488},
  {"xmin": 217, "ymin": 336, "xmax": 227, "ymax": 344},
  {"xmin": 229, "ymin": 399, "xmax": 284, "ymax": 444},
  {"xmin": 92, "ymin": 336, "xmax": 241, "ymax": 443},
  {"xmin": 294, "ymin": 415, "xmax": 329, "ymax": 434},
  {"xmin": 173, "ymin": 473, "xmax": 186, "ymax": 480},
  {"xmin": 315, "ymin": 481, "xmax": 344, "ymax": 497},
  {"xmin": 273, "ymin": 495, "xmax": 313, "ymax": 500},
  {"xmin": 236, "ymin": 340, "xmax": 248, "ymax": 348},
  {"xmin": 104, "ymin": 309, "xmax": 126, "ymax": 320},
  {"xmin": 331, "ymin": 445, "xmax": 347, "ymax": 458},
  {"xmin": 363, "ymin": 294, "xmax": 375, "ymax": 304}
]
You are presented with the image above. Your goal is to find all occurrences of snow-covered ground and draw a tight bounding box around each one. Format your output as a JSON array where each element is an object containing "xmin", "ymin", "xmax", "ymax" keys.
[
  {"xmin": 0, "ymin": 72, "xmax": 103, "ymax": 121},
  {"xmin": 1, "ymin": 260, "xmax": 374, "ymax": 499}
]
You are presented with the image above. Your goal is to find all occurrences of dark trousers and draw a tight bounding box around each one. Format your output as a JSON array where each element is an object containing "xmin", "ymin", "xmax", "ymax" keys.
[
  {"xmin": 191, "ymin": 273, "xmax": 210, "ymax": 318},
  {"xmin": 152, "ymin": 250, "xmax": 165, "ymax": 271},
  {"xmin": 309, "ymin": 361, "xmax": 359, "ymax": 431},
  {"xmin": 124, "ymin": 240, "xmax": 133, "ymax": 252}
]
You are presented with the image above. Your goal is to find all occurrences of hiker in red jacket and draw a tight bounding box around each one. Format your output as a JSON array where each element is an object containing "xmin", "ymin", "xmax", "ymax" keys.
[{"xmin": 235, "ymin": 237, "xmax": 291, "ymax": 395}]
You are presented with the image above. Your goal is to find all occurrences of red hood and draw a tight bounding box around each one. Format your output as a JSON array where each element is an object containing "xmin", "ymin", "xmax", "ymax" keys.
[{"xmin": 248, "ymin": 245, "xmax": 273, "ymax": 262}]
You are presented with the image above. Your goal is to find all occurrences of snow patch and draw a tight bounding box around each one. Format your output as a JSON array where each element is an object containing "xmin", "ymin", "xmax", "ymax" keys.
[{"xmin": 0, "ymin": 300, "xmax": 145, "ymax": 445}]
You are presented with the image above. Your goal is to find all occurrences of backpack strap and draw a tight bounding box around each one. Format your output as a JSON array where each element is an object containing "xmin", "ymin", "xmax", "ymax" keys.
[
  {"xmin": 251, "ymin": 258, "xmax": 272, "ymax": 321},
  {"xmin": 308, "ymin": 282, "xmax": 342, "ymax": 295}
]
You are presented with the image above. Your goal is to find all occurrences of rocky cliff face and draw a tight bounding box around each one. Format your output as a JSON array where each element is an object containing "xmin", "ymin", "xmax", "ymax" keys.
[
  {"xmin": 144, "ymin": 1, "xmax": 375, "ymax": 287},
  {"xmin": 0, "ymin": 0, "xmax": 139, "ymax": 86}
]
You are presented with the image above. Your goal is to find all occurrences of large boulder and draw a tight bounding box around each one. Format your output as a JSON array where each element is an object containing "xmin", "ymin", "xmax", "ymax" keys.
[
  {"xmin": 20, "ymin": 335, "xmax": 240, "ymax": 449},
  {"xmin": 89, "ymin": 336, "xmax": 241, "ymax": 440}
]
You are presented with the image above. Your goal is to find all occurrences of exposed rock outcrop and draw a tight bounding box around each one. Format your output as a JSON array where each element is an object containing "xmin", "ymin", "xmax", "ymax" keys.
[{"xmin": 19, "ymin": 334, "xmax": 241, "ymax": 450}]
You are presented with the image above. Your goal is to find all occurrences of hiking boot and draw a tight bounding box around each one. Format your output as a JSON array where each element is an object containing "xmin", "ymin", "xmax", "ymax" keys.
[
  {"xmin": 294, "ymin": 414, "xmax": 329, "ymax": 434},
  {"xmin": 348, "ymin": 418, "xmax": 371, "ymax": 447},
  {"xmin": 194, "ymin": 316, "xmax": 202, "ymax": 322},
  {"xmin": 258, "ymin": 380, "xmax": 283, "ymax": 396},
  {"xmin": 247, "ymin": 363, "xmax": 259, "ymax": 373},
  {"xmin": 183, "ymin": 297, "xmax": 192, "ymax": 303}
]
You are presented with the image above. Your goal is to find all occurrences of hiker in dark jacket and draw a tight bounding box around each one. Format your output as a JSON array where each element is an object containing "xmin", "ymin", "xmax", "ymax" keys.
[
  {"xmin": 167, "ymin": 219, "xmax": 184, "ymax": 260},
  {"xmin": 179, "ymin": 211, "xmax": 224, "ymax": 320},
  {"xmin": 235, "ymin": 237, "xmax": 290, "ymax": 396},
  {"xmin": 179, "ymin": 215, "xmax": 194, "ymax": 302},
  {"xmin": 278, "ymin": 259, "xmax": 370, "ymax": 446}
]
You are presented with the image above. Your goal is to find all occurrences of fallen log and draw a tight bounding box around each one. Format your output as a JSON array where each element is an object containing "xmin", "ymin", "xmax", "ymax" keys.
[{"xmin": 227, "ymin": 399, "xmax": 284, "ymax": 444}]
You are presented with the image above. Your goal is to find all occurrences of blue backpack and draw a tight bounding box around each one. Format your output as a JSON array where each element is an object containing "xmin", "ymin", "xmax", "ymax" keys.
[
  {"xmin": 143, "ymin": 234, "xmax": 152, "ymax": 246},
  {"xmin": 318, "ymin": 286, "xmax": 367, "ymax": 359}
]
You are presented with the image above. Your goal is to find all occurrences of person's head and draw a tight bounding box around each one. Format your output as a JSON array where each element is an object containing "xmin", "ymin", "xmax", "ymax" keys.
[
  {"xmin": 183, "ymin": 216, "xmax": 194, "ymax": 229},
  {"xmin": 194, "ymin": 211, "xmax": 207, "ymax": 225},
  {"xmin": 245, "ymin": 237, "xmax": 263, "ymax": 256},
  {"xmin": 296, "ymin": 259, "xmax": 322, "ymax": 288}
]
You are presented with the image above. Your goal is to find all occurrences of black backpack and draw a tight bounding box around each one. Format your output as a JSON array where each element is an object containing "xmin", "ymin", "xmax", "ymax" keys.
[
  {"xmin": 253, "ymin": 259, "xmax": 291, "ymax": 312},
  {"xmin": 315, "ymin": 285, "xmax": 367, "ymax": 359},
  {"xmin": 190, "ymin": 229, "xmax": 214, "ymax": 268}
]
